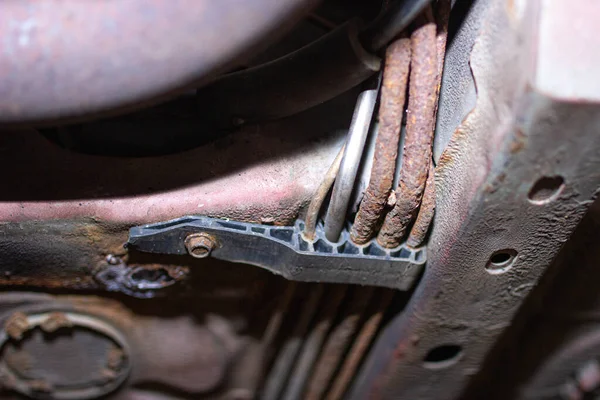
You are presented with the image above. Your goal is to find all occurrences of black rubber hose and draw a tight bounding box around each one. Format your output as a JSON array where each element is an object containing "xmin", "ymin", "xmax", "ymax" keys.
[
  {"xmin": 360, "ymin": 0, "xmax": 433, "ymax": 52},
  {"xmin": 196, "ymin": 20, "xmax": 381, "ymax": 129}
]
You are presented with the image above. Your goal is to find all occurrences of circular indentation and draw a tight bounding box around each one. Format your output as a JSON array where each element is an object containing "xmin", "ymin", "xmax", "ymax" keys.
[
  {"xmin": 486, "ymin": 249, "xmax": 518, "ymax": 274},
  {"xmin": 423, "ymin": 345, "xmax": 463, "ymax": 369},
  {"xmin": 528, "ymin": 176, "xmax": 564, "ymax": 204}
]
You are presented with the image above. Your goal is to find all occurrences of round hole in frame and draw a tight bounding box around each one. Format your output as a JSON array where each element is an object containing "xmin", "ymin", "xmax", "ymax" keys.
[
  {"xmin": 486, "ymin": 249, "xmax": 518, "ymax": 274},
  {"xmin": 528, "ymin": 176, "xmax": 565, "ymax": 204},
  {"xmin": 423, "ymin": 345, "xmax": 463, "ymax": 370}
]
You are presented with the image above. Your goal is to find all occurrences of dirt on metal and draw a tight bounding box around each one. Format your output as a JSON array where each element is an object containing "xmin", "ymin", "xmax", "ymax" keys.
[
  {"xmin": 378, "ymin": 18, "xmax": 438, "ymax": 248},
  {"xmin": 351, "ymin": 37, "xmax": 411, "ymax": 245}
]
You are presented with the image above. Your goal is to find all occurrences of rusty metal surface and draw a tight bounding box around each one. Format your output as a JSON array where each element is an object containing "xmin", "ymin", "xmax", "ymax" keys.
[
  {"xmin": 377, "ymin": 18, "xmax": 438, "ymax": 248},
  {"xmin": 282, "ymin": 286, "xmax": 347, "ymax": 400},
  {"xmin": 261, "ymin": 284, "xmax": 325, "ymax": 400},
  {"xmin": 402, "ymin": 0, "xmax": 448, "ymax": 249},
  {"xmin": 407, "ymin": 164, "xmax": 435, "ymax": 247},
  {"xmin": 351, "ymin": 0, "xmax": 600, "ymax": 397},
  {"xmin": 329, "ymin": 289, "xmax": 394, "ymax": 400},
  {"xmin": 304, "ymin": 143, "xmax": 346, "ymax": 241},
  {"xmin": 0, "ymin": 293, "xmax": 259, "ymax": 398},
  {"xmin": 0, "ymin": 0, "xmax": 319, "ymax": 124},
  {"xmin": 306, "ymin": 286, "xmax": 375, "ymax": 400},
  {"xmin": 351, "ymin": 37, "xmax": 411, "ymax": 245},
  {"xmin": 433, "ymin": 0, "xmax": 451, "ymax": 118},
  {"xmin": 0, "ymin": 94, "xmax": 352, "ymax": 226}
]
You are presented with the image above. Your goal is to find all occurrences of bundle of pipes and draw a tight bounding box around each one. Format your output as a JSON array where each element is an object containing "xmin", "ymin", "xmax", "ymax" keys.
[
  {"xmin": 358, "ymin": 1, "xmax": 449, "ymax": 248},
  {"xmin": 306, "ymin": 0, "xmax": 449, "ymax": 249}
]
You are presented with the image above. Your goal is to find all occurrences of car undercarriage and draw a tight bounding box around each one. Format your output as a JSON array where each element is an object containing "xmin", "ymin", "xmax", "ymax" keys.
[{"xmin": 0, "ymin": 0, "xmax": 599, "ymax": 399}]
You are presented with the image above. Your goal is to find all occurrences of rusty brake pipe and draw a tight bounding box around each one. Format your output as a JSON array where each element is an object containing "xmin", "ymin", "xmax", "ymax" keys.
[
  {"xmin": 261, "ymin": 284, "xmax": 325, "ymax": 400},
  {"xmin": 377, "ymin": 17, "xmax": 438, "ymax": 248},
  {"xmin": 303, "ymin": 143, "xmax": 347, "ymax": 241},
  {"xmin": 324, "ymin": 90, "xmax": 378, "ymax": 243},
  {"xmin": 0, "ymin": 0, "xmax": 319, "ymax": 124},
  {"xmin": 282, "ymin": 286, "xmax": 347, "ymax": 400},
  {"xmin": 305, "ymin": 286, "xmax": 375, "ymax": 400},
  {"xmin": 326, "ymin": 289, "xmax": 395, "ymax": 400},
  {"xmin": 350, "ymin": 37, "xmax": 411, "ymax": 245},
  {"xmin": 405, "ymin": 0, "xmax": 450, "ymax": 248},
  {"xmin": 406, "ymin": 163, "xmax": 435, "ymax": 247}
]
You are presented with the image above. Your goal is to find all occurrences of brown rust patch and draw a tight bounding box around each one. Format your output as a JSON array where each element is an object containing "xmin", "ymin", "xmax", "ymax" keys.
[
  {"xmin": 351, "ymin": 37, "xmax": 411, "ymax": 244},
  {"xmin": 378, "ymin": 18, "xmax": 438, "ymax": 248},
  {"xmin": 77, "ymin": 222, "xmax": 129, "ymax": 258},
  {"xmin": 407, "ymin": 164, "xmax": 436, "ymax": 247},
  {"xmin": 40, "ymin": 312, "xmax": 73, "ymax": 333},
  {"xmin": 5, "ymin": 312, "xmax": 30, "ymax": 340},
  {"xmin": 510, "ymin": 129, "xmax": 527, "ymax": 153},
  {"xmin": 106, "ymin": 345, "xmax": 126, "ymax": 372}
]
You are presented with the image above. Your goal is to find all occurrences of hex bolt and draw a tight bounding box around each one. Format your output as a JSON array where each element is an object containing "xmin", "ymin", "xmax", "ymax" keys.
[{"xmin": 185, "ymin": 233, "xmax": 216, "ymax": 258}]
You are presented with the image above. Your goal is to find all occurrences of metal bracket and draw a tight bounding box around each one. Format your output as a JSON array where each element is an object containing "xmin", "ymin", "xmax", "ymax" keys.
[{"xmin": 127, "ymin": 216, "xmax": 425, "ymax": 290}]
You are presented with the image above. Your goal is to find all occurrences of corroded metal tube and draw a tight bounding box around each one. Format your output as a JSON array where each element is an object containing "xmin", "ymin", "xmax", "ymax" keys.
[
  {"xmin": 351, "ymin": 37, "xmax": 411, "ymax": 245},
  {"xmin": 377, "ymin": 18, "xmax": 438, "ymax": 248},
  {"xmin": 407, "ymin": 164, "xmax": 435, "ymax": 247}
]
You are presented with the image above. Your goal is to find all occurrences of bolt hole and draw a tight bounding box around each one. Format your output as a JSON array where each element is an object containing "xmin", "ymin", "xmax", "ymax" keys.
[
  {"xmin": 423, "ymin": 345, "xmax": 463, "ymax": 369},
  {"xmin": 191, "ymin": 246, "xmax": 209, "ymax": 257},
  {"xmin": 528, "ymin": 176, "xmax": 564, "ymax": 204},
  {"xmin": 486, "ymin": 249, "xmax": 517, "ymax": 274},
  {"xmin": 130, "ymin": 268, "xmax": 170, "ymax": 283}
]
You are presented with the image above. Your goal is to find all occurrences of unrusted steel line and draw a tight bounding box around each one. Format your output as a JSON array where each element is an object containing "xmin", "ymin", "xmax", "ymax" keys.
[
  {"xmin": 351, "ymin": 38, "xmax": 411, "ymax": 245},
  {"xmin": 377, "ymin": 17, "xmax": 438, "ymax": 248}
]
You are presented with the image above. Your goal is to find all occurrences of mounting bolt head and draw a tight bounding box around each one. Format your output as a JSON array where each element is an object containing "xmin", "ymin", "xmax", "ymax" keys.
[{"xmin": 185, "ymin": 233, "xmax": 216, "ymax": 258}]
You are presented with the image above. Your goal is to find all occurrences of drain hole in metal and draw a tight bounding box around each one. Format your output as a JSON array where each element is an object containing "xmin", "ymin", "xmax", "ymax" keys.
[
  {"xmin": 486, "ymin": 249, "xmax": 517, "ymax": 274},
  {"xmin": 528, "ymin": 176, "xmax": 564, "ymax": 204},
  {"xmin": 423, "ymin": 345, "xmax": 463, "ymax": 369}
]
